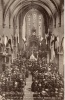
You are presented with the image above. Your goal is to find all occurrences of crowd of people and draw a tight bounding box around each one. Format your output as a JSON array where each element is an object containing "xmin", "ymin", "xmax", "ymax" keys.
[
  {"xmin": 0, "ymin": 58, "xmax": 29, "ymax": 100},
  {"xmin": 30, "ymin": 60, "xmax": 64, "ymax": 100},
  {"xmin": 0, "ymin": 57, "xmax": 64, "ymax": 100}
]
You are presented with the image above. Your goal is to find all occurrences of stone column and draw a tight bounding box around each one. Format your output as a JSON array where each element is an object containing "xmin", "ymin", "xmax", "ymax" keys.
[
  {"xmin": 13, "ymin": 16, "xmax": 17, "ymax": 59},
  {"xmin": 59, "ymin": 53, "xmax": 64, "ymax": 76},
  {"xmin": 58, "ymin": 10, "xmax": 61, "ymax": 27},
  {"xmin": 19, "ymin": 13, "xmax": 24, "ymax": 54},
  {"xmin": 53, "ymin": 16, "xmax": 56, "ymax": 28},
  {"xmin": 59, "ymin": 37, "xmax": 64, "ymax": 76}
]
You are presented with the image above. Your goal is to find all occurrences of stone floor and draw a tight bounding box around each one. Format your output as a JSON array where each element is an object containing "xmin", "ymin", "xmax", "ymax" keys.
[{"xmin": 23, "ymin": 74, "xmax": 34, "ymax": 100}]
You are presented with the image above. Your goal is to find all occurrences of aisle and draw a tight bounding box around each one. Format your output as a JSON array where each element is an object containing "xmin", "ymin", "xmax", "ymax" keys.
[{"xmin": 23, "ymin": 74, "xmax": 34, "ymax": 100}]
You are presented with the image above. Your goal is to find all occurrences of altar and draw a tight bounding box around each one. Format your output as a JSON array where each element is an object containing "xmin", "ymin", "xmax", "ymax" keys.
[{"xmin": 30, "ymin": 52, "xmax": 37, "ymax": 61}]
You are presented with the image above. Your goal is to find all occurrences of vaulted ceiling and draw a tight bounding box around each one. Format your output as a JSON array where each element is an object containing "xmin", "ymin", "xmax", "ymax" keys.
[{"xmin": 1, "ymin": 0, "xmax": 62, "ymax": 22}]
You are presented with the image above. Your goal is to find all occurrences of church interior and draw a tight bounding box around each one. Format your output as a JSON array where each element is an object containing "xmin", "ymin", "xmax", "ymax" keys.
[{"xmin": 0, "ymin": 0, "xmax": 64, "ymax": 100}]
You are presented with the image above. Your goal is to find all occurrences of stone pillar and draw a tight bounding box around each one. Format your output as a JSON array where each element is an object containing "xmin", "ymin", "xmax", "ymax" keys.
[
  {"xmin": 58, "ymin": 26, "xmax": 64, "ymax": 76},
  {"xmin": 53, "ymin": 16, "xmax": 56, "ymax": 28},
  {"xmin": 13, "ymin": 16, "xmax": 17, "ymax": 59},
  {"xmin": 58, "ymin": 10, "xmax": 61, "ymax": 27},
  {"xmin": 19, "ymin": 13, "xmax": 24, "ymax": 54},
  {"xmin": 59, "ymin": 53, "xmax": 64, "ymax": 76},
  {"xmin": 15, "ymin": 30, "xmax": 18, "ymax": 58},
  {"xmin": 50, "ymin": 35, "xmax": 55, "ymax": 62}
]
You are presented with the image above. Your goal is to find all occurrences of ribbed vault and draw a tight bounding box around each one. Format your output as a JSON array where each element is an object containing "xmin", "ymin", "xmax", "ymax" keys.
[
  {"xmin": 3, "ymin": 0, "xmax": 61, "ymax": 22},
  {"xmin": 15, "ymin": 4, "xmax": 50, "ymax": 33},
  {"xmin": 12, "ymin": 2, "xmax": 52, "ymax": 19}
]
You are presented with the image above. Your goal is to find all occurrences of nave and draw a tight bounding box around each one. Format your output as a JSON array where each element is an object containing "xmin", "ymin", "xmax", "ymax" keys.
[
  {"xmin": 0, "ymin": 58, "xmax": 64, "ymax": 100},
  {"xmin": 0, "ymin": 0, "xmax": 64, "ymax": 100},
  {"xmin": 23, "ymin": 73, "xmax": 33, "ymax": 100},
  {"xmin": 22, "ymin": 60, "xmax": 64, "ymax": 100}
]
